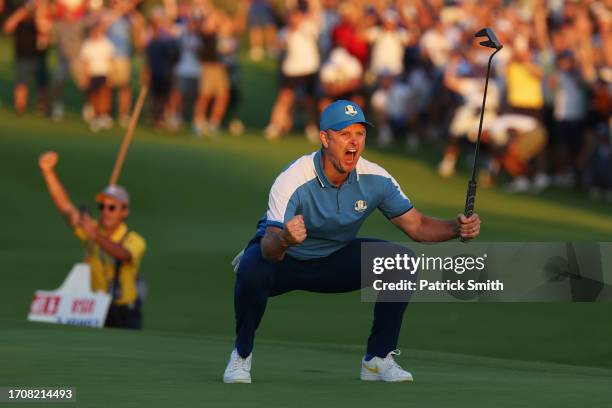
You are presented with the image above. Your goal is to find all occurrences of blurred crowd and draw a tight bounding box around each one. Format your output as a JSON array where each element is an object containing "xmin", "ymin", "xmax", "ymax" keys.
[
  {"xmin": 1, "ymin": 0, "xmax": 246, "ymax": 134},
  {"xmin": 1, "ymin": 0, "xmax": 611, "ymax": 197}
]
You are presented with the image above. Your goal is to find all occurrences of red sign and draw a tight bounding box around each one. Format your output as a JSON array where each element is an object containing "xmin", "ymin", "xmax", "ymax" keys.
[
  {"xmin": 30, "ymin": 294, "xmax": 61, "ymax": 315},
  {"xmin": 71, "ymin": 299, "xmax": 95, "ymax": 314}
]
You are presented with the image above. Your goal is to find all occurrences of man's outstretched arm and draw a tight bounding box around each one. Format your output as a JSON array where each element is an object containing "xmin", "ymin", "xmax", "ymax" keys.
[
  {"xmin": 390, "ymin": 208, "xmax": 481, "ymax": 242},
  {"xmin": 38, "ymin": 151, "xmax": 80, "ymax": 228}
]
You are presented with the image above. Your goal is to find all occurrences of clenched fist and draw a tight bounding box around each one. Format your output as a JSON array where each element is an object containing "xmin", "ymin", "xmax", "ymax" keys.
[
  {"xmin": 281, "ymin": 215, "xmax": 307, "ymax": 246},
  {"xmin": 39, "ymin": 151, "xmax": 59, "ymax": 173}
]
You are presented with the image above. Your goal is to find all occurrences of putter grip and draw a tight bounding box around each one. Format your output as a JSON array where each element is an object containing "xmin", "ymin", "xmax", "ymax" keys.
[
  {"xmin": 461, "ymin": 180, "xmax": 478, "ymax": 242},
  {"xmin": 463, "ymin": 180, "xmax": 477, "ymax": 217}
]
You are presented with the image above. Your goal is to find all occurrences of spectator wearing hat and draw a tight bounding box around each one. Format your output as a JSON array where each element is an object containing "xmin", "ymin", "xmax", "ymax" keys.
[{"xmin": 38, "ymin": 151, "xmax": 147, "ymax": 330}]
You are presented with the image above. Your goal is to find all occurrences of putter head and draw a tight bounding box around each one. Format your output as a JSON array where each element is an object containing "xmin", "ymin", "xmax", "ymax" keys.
[{"xmin": 475, "ymin": 28, "xmax": 503, "ymax": 50}]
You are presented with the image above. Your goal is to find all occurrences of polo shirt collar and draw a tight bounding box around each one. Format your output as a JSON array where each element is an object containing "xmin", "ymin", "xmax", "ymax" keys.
[
  {"xmin": 101, "ymin": 222, "xmax": 128, "ymax": 242},
  {"xmin": 313, "ymin": 149, "xmax": 359, "ymax": 188}
]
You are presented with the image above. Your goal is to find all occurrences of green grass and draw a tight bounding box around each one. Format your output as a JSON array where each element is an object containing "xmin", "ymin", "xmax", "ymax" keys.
[
  {"xmin": 1, "ymin": 109, "xmax": 611, "ymax": 407},
  {"xmin": 1, "ymin": 323, "xmax": 611, "ymax": 408},
  {"xmin": 0, "ymin": 35, "xmax": 611, "ymax": 407}
]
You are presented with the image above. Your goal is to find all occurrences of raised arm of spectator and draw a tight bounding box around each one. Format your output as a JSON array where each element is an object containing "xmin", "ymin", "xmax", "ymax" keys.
[
  {"xmin": 3, "ymin": 4, "xmax": 31, "ymax": 34},
  {"xmin": 34, "ymin": 0, "xmax": 53, "ymax": 41},
  {"xmin": 575, "ymin": 12, "xmax": 596, "ymax": 83},
  {"xmin": 302, "ymin": 0, "xmax": 320, "ymax": 23},
  {"xmin": 521, "ymin": 56, "xmax": 544, "ymax": 79},
  {"xmin": 100, "ymin": 0, "xmax": 133, "ymax": 31},
  {"xmin": 162, "ymin": 0, "xmax": 177, "ymax": 22},
  {"xmin": 202, "ymin": 9, "xmax": 220, "ymax": 33},
  {"xmin": 233, "ymin": 0, "xmax": 249, "ymax": 33},
  {"xmin": 140, "ymin": 59, "xmax": 150, "ymax": 85},
  {"xmin": 570, "ymin": 43, "xmax": 593, "ymax": 84},
  {"xmin": 533, "ymin": 0, "xmax": 549, "ymax": 50},
  {"xmin": 130, "ymin": 10, "xmax": 147, "ymax": 52},
  {"xmin": 414, "ymin": 0, "xmax": 433, "ymax": 30},
  {"xmin": 124, "ymin": 0, "xmax": 142, "ymax": 13},
  {"xmin": 38, "ymin": 151, "xmax": 80, "ymax": 229},
  {"xmin": 578, "ymin": 50, "xmax": 596, "ymax": 83}
]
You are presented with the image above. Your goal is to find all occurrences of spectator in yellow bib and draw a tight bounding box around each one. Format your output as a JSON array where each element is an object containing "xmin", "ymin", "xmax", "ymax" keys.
[{"xmin": 38, "ymin": 151, "xmax": 146, "ymax": 329}]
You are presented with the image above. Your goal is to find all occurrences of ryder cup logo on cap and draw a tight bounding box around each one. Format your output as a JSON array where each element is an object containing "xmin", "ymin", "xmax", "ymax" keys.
[
  {"xmin": 345, "ymin": 105, "xmax": 358, "ymax": 116},
  {"xmin": 320, "ymin": 100, "xmax": 374, "ymax": 131}
]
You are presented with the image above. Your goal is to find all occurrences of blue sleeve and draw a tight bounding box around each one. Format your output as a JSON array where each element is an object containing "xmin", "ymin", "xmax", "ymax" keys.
[
  {"xmin": 378, "ymin": 177, "xmax": 413, "ymax": 219},
  {"xmin": 266, "ymin": 194, "xmax": 299, "ymax": 229}
]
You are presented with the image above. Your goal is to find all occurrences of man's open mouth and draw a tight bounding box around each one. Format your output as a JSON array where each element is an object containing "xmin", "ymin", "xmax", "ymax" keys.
[{"xmin": 344, "ymin": 148, "xmax": 357, "ymax": 164}]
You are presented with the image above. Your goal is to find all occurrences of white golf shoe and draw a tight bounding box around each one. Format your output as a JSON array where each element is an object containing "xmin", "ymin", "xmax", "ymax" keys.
[
  {"xmin": 360, "ymin": 350, "xmax": 414, "ymax": 382},
  {"xmin": 223, "ymin": 349, "xmax": 252, "ymax": 384}
]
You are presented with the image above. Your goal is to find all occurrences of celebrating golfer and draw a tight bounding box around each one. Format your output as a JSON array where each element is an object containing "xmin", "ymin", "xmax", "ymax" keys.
[
  {"xmin": 39, "ymin": 151, "xmax": 146, "ymax": 329},
  {"xmin": 224, "ymin": 100, "xmax": 480, "ymax": 383}
]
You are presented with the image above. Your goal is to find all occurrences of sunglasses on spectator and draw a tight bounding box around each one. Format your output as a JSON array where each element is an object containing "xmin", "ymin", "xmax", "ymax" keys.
[{"xmin": 98, "ymin": 203, "xmax": 126, "ymax": 212}]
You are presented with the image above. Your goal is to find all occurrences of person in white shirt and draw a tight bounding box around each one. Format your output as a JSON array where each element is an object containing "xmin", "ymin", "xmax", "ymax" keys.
[
  {"xmin": 264, "ymin": 0, "xmax": 321, "ymax": 142},
  {"xmin": 168, "ymin": 13, "xmax": 203, "ymax": 132},
  {"xmin": 365, "ymin": 10, "xmax": 409, "ymax": 77},
  {"xmin": 318, "ymin": 0, "xmax": 340, "ymax": 58},
  {"xmin": 419, "ymin": 19, "xmax": 453, "ymax": 72},
  {"xmin": 79, "ymin": 21, "xmax": 115, "ymax": 132}
]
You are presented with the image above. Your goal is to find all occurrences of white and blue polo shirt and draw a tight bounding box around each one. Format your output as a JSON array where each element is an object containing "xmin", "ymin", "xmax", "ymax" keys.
[{"xmin": 254, "ymin": 149, "xmax": 413, "ymax": 260}]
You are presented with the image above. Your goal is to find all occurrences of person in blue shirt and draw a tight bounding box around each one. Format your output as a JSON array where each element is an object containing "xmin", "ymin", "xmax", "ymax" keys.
[
  {"xmin": 223, "ymin": 100, "xmax": 481, "ymax": 384},
  {"xmin": 104, "ymin": 0, "xmax": 144, "ymax": 127}
]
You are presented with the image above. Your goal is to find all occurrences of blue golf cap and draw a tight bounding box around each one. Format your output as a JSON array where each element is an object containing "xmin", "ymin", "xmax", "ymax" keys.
[{"xmin": 319, "ymin": 100, "xmax": 373, "ymax": 131}]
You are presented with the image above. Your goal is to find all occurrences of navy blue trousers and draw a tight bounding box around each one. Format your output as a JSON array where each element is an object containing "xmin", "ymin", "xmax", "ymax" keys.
[{"xmin": 234, "ymin": 238, "xmax": 411, "ymax": 358}]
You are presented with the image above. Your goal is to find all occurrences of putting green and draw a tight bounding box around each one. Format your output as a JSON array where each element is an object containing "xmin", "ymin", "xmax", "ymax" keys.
[{"xmin": 1, "ymin": 322, "xmax": 611, "ymax": 408}]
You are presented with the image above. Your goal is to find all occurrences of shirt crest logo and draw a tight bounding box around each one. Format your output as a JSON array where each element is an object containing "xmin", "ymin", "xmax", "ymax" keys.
[
  {"xmin": 354, "ymin": 200, "xmax": 368, "ymax": 213},
  {"xmin": 345, "ymin": 105, "xmax": 358, "ymax": 116}
]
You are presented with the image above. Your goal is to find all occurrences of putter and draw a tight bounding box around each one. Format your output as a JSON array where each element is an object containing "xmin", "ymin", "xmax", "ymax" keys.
[{"xmin": 461, "ymin": 28, "xmax": 502, "ymax": 242}]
